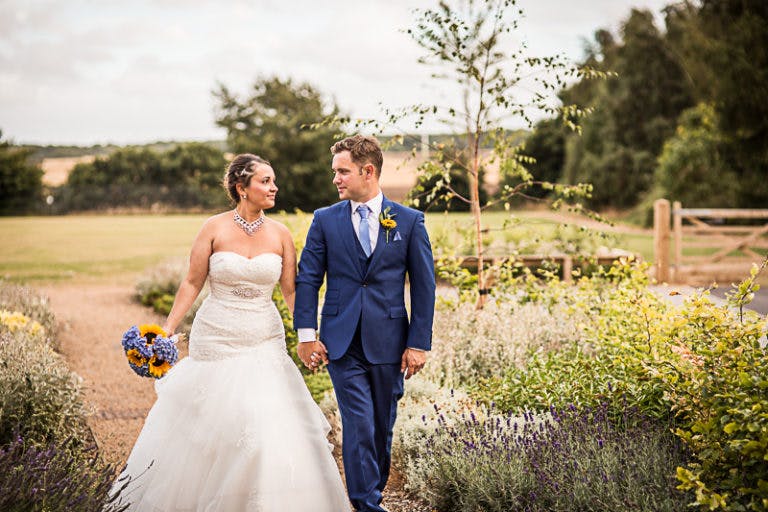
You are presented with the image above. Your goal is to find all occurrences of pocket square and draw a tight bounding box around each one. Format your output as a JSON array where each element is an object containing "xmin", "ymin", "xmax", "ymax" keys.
[{"xmin": 393, "ymin": 231, "xmax": 402, "ymax": 241}]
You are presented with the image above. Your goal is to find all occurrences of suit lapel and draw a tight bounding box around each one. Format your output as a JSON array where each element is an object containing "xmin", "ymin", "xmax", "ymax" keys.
[
  {"xmin": 364, "ymin": 197, "xmax": 392, "ymax": 278},
  {"xmin": 336, "ymin": 201, "xmax": 365, "ymax": 279}
]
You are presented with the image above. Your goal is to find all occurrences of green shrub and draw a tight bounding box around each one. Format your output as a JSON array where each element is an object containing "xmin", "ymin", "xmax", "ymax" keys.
[
  {"xmin": 650, "ymin": 270, "xmax": 768, "ymax": 511},
  {"xmin": 0, "ymin": 284, "xmax": 90, "ymax": 448},
  {"xmin": 0, "ymin": 329, "xmax": 89, "ymax": 447},
  {"xmin": 302, "ymin": 370, "xmax": 334, "ymax": 403},
  {"xmin": 473, "ymin": 342, "xmax": 670, "ymax": 421},
  {"xmin": 467, "ymin": 257, "xmax": 768, "ymax": 509},
  {"xmin": 469, "ymin": 259, "xmax": 673, "ymax": 420}
]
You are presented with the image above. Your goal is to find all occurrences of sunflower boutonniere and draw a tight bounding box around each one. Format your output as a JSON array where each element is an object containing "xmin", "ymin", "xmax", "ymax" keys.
[{"xmin": 379, "ymin": 206, "xmax": 398, "ymax": 243}]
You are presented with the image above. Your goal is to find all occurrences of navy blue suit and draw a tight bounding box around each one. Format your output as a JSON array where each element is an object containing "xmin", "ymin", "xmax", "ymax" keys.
[{"xmin": 294, "ymin": 197, "xmax": 435, "ymax": 511}]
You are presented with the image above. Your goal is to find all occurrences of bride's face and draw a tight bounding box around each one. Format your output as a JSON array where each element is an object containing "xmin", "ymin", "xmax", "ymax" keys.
[{"xmin": 240, "ymin": 164, "xmax": 277, "ymax": 210}]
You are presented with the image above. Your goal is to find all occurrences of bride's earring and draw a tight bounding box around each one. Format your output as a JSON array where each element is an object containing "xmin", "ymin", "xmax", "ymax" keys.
[{"xmin": 242, "ymin": 194, "xmax": 247, "ymax": 199}]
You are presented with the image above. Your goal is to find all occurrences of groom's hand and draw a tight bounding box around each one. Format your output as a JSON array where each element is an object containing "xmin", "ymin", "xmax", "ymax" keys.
[
  {"xmin": 401, "ymin": 348, "xmax": 427, "ymax": 379},
  {"xmin": 297, "ymin": 341, "xmax": 328, "ymax": 372}
]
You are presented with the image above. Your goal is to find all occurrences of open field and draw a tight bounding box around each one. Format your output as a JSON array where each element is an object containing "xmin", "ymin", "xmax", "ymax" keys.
[
  {"xmin": 40, "ymin": 155, "xmax": 95, "ymax": 186},
  {"xmin": 4, "ymin": 210, "xmax": 768, "ymax": 287},
  {"xmin": 1, "ymin": 211, "xmax": 653, "ymax": 285}
]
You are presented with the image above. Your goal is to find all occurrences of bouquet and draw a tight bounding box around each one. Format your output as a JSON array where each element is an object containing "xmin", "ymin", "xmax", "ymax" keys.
[{"xmin": 121, "ymin": 324, "xmax": 179, "ymax": 378}]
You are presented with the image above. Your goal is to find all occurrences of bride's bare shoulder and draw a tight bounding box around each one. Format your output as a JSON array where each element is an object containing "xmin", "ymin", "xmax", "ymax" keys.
[
  {"xmin": 196, "ymin": 211, "xmax": 232, "ymax": 235},
  {"xmin": 204, "ymin": 210, "xmax": 232, "ymax": 225},
  {"xmin": 267, "ymin": 217, "xmax": 293, "ymax": 238}
]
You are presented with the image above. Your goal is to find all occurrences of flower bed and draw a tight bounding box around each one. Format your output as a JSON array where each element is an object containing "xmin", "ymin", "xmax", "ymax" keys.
[
  {"xmin": 397, "ymin": 259, "xmax": 768, "ymax": 511},
  {"xmin": 0, "ymin": 282, "xmax": 125, "ymax": 510}
]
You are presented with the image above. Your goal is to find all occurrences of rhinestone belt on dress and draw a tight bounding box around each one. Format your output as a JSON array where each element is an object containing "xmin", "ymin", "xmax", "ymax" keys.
[{"xmin": 231, "ymin": 287, "xmax": 264, "ymax": 299}]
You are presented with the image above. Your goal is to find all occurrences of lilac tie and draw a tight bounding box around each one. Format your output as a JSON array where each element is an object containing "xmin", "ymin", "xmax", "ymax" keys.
[{"xmin": 356, "ymin": 205, "xmax": 372, "ymax": 257}]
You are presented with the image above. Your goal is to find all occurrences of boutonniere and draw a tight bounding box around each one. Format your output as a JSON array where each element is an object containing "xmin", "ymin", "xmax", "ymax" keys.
[{"xmin": 379, "ymin": 206, "xmax": 398, "ymax": 243}]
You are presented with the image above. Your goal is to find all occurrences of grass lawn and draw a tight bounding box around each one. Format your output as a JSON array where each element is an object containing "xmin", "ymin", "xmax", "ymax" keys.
[
  {"xmin": 1, "ymin": 215, "xmax": 207, "ymax": 283},
  {"xmin": 0, "ymin": 212, "xmax": 319, "ymax": 284},
  {"xmin": 3, "ymin": 210, "xmax": 765, "ymax": 287},
  {"xmin": 0, "ymin": 211, "xmax": 657, "ymax": 285}
]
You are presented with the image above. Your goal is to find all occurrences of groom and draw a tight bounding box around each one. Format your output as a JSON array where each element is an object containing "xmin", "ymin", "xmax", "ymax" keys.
[{"xmin": 294, "ymin": 135, "xmax": 436, "ymax": 512}]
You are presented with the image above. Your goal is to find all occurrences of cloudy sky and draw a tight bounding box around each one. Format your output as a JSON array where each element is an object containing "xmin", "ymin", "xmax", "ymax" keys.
[{"xmin": 1, "ymin": 0, "xmax": 672, "ymax": 146}]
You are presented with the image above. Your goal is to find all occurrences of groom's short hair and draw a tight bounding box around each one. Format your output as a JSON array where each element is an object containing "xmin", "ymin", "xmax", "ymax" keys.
[{"xmin": 331, "ymin": 135, "xmax": 383, "ymax": 178}]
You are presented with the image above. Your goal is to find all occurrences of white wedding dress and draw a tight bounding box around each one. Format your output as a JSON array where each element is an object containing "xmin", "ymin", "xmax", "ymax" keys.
[{"xmin": 114, "ymin": 252, "xmax": 349, "ymax": 511}]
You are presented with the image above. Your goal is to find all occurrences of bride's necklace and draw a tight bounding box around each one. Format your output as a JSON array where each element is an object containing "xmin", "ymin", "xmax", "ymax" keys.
[{"xmin": 233, "ymin": 210, "xmax": 265, "ymax": 236}]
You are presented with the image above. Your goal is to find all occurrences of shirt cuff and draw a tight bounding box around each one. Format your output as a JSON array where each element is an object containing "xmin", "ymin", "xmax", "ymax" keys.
[
  {"xmin": 297, "ymin": 328, "xmax": 317, "ymax": 343},
  {"xmin": 407, "ymin": 347, "xmax": 426, "ymax": 352}
]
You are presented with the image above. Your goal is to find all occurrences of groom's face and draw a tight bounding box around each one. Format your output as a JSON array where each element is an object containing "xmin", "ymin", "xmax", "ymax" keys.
[{"xmin": 332, "ymin": 150, "xmax": 375, "ymax": 202}]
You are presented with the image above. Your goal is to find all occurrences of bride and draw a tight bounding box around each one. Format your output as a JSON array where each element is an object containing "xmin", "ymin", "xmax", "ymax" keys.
[{"xmin": 113, "ymin": 154, "xmax": 349, "ymax": 511}]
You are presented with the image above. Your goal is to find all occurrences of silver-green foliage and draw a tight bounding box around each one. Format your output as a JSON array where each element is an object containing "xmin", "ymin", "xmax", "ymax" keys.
[{"xmin": 0, "ymin": 285, "xmax": 89, "ymax": 447}]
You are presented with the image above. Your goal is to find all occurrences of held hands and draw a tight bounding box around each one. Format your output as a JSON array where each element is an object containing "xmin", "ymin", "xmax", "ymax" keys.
[
  {"xmin": 400, "ymin": 348, "xmax": 427, "ymax": 380},
  {"xmin": 297, "ymin": 340, "xmax": 329, "ymax": 372}
]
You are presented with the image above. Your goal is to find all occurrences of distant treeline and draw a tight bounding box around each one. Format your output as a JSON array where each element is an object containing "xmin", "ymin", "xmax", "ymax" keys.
[{"xmin": 22, "ymin": 140, "xmax": 228, "ymax": 163}]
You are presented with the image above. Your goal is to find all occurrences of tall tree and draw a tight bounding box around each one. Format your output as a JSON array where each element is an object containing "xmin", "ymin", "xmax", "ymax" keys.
[
  {"xmin": 502, "ymin": 117, "xmax": 567, "ymax": 199},
  {"xmin": 214, "ymin": 77, "xmax": 341, "ymax": 212},
  {"xmin": 0, "ymin": 132, "xmax": 43, "ymax": 215},
  {"xmin": 695, "ymin": 0, "xmax": 768, "ymax": 207},
  {"xmin": 562, "ymin": 9, "xmax": 694, "ymax": 209},
  {"xmin": 656, "ymin": 103, "xmax": 738, "ymax": 208},
  {"xmin": 396, "ymin": 0, "xmax": 599, "ymax": 308}
]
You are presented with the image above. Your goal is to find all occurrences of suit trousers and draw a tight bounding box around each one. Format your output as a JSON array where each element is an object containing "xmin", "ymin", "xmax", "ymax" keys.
[{"xmin": 327, "ymin": 322, "xmax": 404, "ymax": 512}]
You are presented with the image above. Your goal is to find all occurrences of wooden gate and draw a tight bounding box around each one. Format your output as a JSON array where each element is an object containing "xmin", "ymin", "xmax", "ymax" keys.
[{"xmin": 653, "ymin": 199, "xmax": 768, "ymax": 284}]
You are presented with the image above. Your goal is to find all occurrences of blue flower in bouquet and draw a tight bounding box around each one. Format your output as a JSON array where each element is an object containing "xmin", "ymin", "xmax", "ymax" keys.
[
  {"xmin": 121, "ymin": 325, "xmax": 141, "ymax": 351},
  {"xmin": 129, "ymin": 361, "xmax": 151, "ymax": 378},
  {"xmin": 121, "ymin": 324, "xmax": 179, "ymax": 379},
  {"xmin": 148, "ymin": 336, "xmax": 179, "ymax": 378}
]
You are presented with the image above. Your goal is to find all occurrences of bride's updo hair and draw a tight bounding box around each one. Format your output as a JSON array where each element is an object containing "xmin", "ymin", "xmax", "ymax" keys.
[{"xmin": 223, "ymin": 154, "xmax": 271, "ymax": 204}]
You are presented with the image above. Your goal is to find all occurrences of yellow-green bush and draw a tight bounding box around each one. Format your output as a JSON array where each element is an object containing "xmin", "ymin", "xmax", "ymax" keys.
[
  {"xmin": 651, "ymin": 289, "xmax": 768, "ymax": 510},
  {"xmin": 468, "ymin": 258, "xmax": 768, "ymax": 509}
]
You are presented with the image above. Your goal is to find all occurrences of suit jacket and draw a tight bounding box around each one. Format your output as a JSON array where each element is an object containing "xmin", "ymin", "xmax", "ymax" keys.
[{"xmin": 294, "ymin": 197, "xmax": 436, "ymax": 364}]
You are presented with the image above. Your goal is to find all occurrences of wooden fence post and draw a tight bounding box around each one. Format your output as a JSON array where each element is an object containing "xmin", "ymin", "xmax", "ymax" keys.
[
  {"xmin": 654, "ymin": 199, "xmax": 671, "ymax": 283},
  {"xmin": 672, "ymin": 201, "xmax": 682, "ymax": 282}
]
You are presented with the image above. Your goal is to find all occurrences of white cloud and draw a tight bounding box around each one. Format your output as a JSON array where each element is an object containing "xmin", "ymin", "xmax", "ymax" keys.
[{"xmin": 0, "ymin": 0, "xmax": 673, "ymax": 145}]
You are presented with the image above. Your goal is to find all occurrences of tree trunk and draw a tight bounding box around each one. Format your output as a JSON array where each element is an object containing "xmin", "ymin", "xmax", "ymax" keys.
[{"xmin": 468, "ymin": 138, "xmax": 486, "ymax": 309}]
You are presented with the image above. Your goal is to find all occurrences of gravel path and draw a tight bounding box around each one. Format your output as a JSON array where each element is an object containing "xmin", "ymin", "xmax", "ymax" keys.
[
  {"xmin": 41, "ymin": 281, "xmax": 431, "ymax": 512},
  {"xmin": 41, "ymin": 283, "xmax": 171, "ymax": 466}
]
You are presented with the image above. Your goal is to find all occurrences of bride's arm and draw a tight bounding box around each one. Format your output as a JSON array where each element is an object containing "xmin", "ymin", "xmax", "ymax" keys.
[
  {"xmin": 278, "ymin": 226, "xmax": 297, "ymax": 316},
  {"xmin": 163, "ymin": 220, "xmax": 215, "ymax": 335}
]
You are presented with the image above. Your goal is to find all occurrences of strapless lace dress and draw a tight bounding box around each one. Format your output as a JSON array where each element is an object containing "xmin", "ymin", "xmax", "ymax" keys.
[{"xmin": 114, "ymin": 252, "xmax": 349, "ymax": 511}]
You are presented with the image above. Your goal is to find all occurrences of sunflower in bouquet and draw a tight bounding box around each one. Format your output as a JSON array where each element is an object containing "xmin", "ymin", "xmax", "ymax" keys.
[{"xmin": 121, "ymin": 324, "xmax": 179, "ymax": 378}]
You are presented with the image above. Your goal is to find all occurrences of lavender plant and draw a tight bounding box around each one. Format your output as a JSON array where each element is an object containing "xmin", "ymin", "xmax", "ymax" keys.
[
  {"xmin": 0, "ymin": 435, "xmax": 129, "ymax": 512},
  {"xmin": 402, "ymin": 402, "xmax": 689, "ymax": 512}
]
